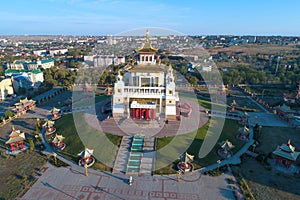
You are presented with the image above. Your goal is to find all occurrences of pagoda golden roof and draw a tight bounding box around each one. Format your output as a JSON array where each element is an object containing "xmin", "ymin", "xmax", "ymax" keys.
[
  {"xmin": 52, "ymin": 134, "xmax": 65, "ymax": 143},
  {"xmin": 130, "ymin": 64, "xmax": 165, "ymax": 73},
  {"xmin": 136, "ymin": 29, "xmax": 158, "ymax": 54},
  {"xmin": 6, "ymin": 132, "xmax": 26, "ymax": 144},
  {"xmin": 273, "ymin": 142, "xmax": 300, "ymax": 161}
]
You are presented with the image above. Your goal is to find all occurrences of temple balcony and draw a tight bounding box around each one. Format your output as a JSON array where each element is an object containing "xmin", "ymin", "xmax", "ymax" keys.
[{"xmin": 122, "ymin": 86, "xmax": 165, "ymax": 97}]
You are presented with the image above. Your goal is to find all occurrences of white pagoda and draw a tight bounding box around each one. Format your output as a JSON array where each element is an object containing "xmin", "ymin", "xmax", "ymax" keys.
[
  {"xmin": 50, "ymin": 107, "xmax": 61, "ymax": 120},
  {"xmin": 218, "ymin": 140, "xmax": 235, "ymax": 158},
  {"xmin": 43, "ymin": 120, "xmax": 56, "ymax": 135},
  {"xmin": 51, "ymin": 134, "xmax": 66, "ymax": 150},
  {"xmin": 78, "ymin": 147, "xmax": 95, "ymax": 167}
]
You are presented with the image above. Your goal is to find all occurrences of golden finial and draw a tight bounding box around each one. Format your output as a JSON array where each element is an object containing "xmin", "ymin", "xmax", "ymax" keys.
[
  {"xmin": 288, "ymin": 139, "xmax": 291, "ymax": 145},
  {"xmin": 146, "ymin": 29, "xmax": 149, "ymax": 42},
  {"xmin": 12, "ymin": 126, "xmax": 15, "ymax": 131}
]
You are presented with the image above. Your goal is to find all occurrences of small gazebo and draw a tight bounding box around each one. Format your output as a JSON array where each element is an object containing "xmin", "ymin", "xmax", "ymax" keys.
[
  {"xmin": 177, "ymin": 152, "xmax": 194, "ymax": 172},
  {"xmin": 230, "ymin": 100, "xmax": 237, "ymax": 112},
  {"xmin": 239, "ymin": 112, "xmax": 248, "ymax": 125},
  {"xmin": 51, "ymin": 134, "xmax": 66, "ymax": 150},
  {"xmin": 218, "ymin": 140, "xmax": 235, "ymax": 158},
  {"xmin": 78, "ymin": 147, "xmax": 95, "ymax": 167},
  {"xmin": 5, "ymin": 127, "xmax": 27, "ymax": 154},
  {"xmin": 43, "ymin": 120, "xmax": 56, "ymax": 135},
  {"xmin": 50, "ymin": 107, "xmax": 61, "ymax": 120},
  {"xmin": 237, "ymin": 126, "xmax": 250, "ymax": 141},
  {"xmin": 273, "ymin": 140, "xmax": 300, "ymax": 169}
]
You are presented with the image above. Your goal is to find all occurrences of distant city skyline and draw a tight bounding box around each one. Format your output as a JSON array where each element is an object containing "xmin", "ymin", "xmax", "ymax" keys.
[{"xmin": 0, "ymin": 0, "xmax": 300, "ymax": 36}]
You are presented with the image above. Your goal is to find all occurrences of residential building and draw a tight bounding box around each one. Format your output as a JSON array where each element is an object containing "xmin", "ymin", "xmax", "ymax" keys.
[{"xmin": 0, "ymin": 77, "xmax": 14, "ymax": 100}]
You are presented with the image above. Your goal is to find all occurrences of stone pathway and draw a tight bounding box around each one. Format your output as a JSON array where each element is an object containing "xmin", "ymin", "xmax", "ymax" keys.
[
  {"xmin": 112, "ymin": 136, "xmax": 132, "ymax": 174},
  {"xmin": 247, "ymin": 112, "xmax": 290, "ymax": 127},
  {"xmin": 247, "ymin": 96, "xmax": 269, "ymax": 113}
]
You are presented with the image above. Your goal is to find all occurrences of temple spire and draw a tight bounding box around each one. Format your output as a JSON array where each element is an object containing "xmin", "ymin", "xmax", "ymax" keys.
[{"xmin": 146, "ymin": 29, "xmax": 149, "ymax": 42}]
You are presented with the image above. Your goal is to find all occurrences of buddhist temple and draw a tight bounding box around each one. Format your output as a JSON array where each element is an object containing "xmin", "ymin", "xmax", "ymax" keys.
[
  {"xmin": 13, "ymin": 98, "xmax": 35, "ymax": 113},
  {"xmin": 78, "ymin": 147, "xmax": 95, "ymax": 167},
  {"xmin": 43, "ymin": 120, "xmax": 56, "ymax": 135},
  {"xmin": 239, "ymin": 112, "xmax": 248, "ymax": 125},
  {"xmin": 50, "ymin": 107, "xmax": 61, "ymax": 120},
  {"xmin": 51, "ymin": 134, "xmax": 66, "ymax": 150},
  {"xmin": 112, "ymin": 30, "xmax": 179, "ymax": 121},
  {"xmin": 237, "ymin": 125, "xmax": 250, "ymax": 141},
  {"xmin": 273, "ymin": 140, "xmax": 300, "ymax": 168},
  {"xmin": 178, "ymin": 152, "xmax": 194, "ymax": 172},
  {"xmin": 218, "ymin": 140, "xmax": 235, "ymax": 158},
  {"xmin": 5, "ymin": 126, "xmax": 26, "ymax": 153}
]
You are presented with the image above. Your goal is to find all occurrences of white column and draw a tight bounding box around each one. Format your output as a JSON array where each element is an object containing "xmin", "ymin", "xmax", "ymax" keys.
[
  {"xmin": 127, "ymin": 97, "xmax": 130, "ymax": 118},
  {"xmin": 159, "ymin": 97, "xmax": 162, "ymax": 115}
]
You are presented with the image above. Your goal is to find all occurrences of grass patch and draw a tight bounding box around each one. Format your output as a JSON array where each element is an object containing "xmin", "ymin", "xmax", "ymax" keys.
[
  {"xmin": 0, "ymin": 150, "xmax": 46, "ymax": 200},
  {"xmin": 72, "ymin": 95, "xmax": 110, "ymax": 107},
  {"xmin": 198, "ymin": 99, "xmax": 228, "ymax": 111},
  {"xmin": 178, "ymin": 90, "xmax": 228, "ymax": 111},
  {"xmin": 155, "ymin": 117, "xmax": 243, "ymax": 174},
  {"xmin": 55, "ymin": 113, "xmax": 121, "ymax": 171}
]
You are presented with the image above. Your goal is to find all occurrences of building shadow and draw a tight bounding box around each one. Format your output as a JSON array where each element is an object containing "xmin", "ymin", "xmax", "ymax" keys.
[
  {"xmin": 219, "ymin": 188, "xmax": 235, "ymax": 199},
  {"xmin": 101, "ymin": 171, "xmax": 128, "ymax": 183},
  {"xmin": 41, "ymin": 181, "xmax": 79, "ymax": 200}
]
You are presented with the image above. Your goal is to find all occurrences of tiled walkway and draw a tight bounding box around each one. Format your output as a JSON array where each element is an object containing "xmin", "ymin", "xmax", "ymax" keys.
[{"xmin": 21, "ymin": 162, "xmax": 237, "ymax": 200}]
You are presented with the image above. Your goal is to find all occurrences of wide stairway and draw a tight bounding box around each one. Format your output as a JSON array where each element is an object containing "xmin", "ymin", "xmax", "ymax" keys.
[
  {"xmin": 112, "ymin": 135, "xmax": 156, "ymax": 176},
  {"xmin": 126, "ymin": 135, "xmax": 144, "ymax": 174}
]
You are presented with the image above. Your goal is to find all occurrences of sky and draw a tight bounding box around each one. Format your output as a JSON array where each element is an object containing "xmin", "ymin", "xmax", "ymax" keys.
[{"xmin": 0, "ymin": 0, "xmax": 299, "ymax": 36}]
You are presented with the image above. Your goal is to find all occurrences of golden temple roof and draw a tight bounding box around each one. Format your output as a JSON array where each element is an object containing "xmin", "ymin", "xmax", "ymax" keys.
[
  {"xmin": 130, "ymin": 64, "xmax": 165, "ymax": 73},
  {"xmin": 136, "ymin": 29, "xmax": 158, "ymax": 54}
]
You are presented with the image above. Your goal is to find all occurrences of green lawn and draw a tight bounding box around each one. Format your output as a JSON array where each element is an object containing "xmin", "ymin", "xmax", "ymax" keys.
[
  {"xmin": 198, "ymin": 99, "xmax": 228, "ymax": 111},
  {"xmin": 178, "ymin": 91, "xmax": 228, "ymax": 111},
  {"xmin": 155, "ymin": 117, "xmax": 243, "ymax": 174},
  {"xmin": 54, "ymin": 113, "xmax": 121, "ymax": 171},
  {"xmin": 72, "ymin": 94, "xmax": 111, "ymax": 108}
]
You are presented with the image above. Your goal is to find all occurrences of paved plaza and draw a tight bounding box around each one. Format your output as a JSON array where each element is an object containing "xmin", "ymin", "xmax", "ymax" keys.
[{"xmin": 21, "ymin": 162, "xmax": 238, "ymax": 200}]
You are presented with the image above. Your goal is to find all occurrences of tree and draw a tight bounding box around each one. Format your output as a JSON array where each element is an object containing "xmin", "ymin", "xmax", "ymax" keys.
[
  {"xmin": 189, "ymin": 76, "xmax": 198, "ymax": 86},
  {"xmin": 29, "ymin": 138, "xmax": 35, "ymax": 150},
  {"xmin": 5, "ymin": 110, "xmax": 14, "ymax": 119}
]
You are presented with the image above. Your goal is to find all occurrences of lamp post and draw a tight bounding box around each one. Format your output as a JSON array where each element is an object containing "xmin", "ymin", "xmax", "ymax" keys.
[
  {"xmin": 252, "ymin": 144, "xmax": 256, "ymax": 153},
  {"xmin": 85, "ymin": 164, "xmax": 88, "ymax": 177},
  {"xmin": 217, "ymin": 160, "xmax": 221, "ymax": 172},
  {"xmin": 177, "ymin": 171, "xmax": 181, "ymax": 183},
  {"xmin": 259, "ymin": 125, "xmax": 262, "ymax": 138},
  {"xmin": 53, "ymin": 153, "xmax": 57, "ymax": 166}
]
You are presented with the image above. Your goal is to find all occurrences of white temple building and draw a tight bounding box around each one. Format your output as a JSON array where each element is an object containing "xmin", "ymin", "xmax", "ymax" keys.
[{"xmin": 112, "ymin": 30, "xmax": 179, "ymax": 120}]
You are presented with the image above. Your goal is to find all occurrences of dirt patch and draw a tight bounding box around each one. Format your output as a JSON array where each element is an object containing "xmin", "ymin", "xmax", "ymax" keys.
[
  {"xmin": 257, "ymin": 127, "xmax": 300, "ymax": 165},
  {"xmin": 232, "ymin": 126, "xmax": 300, "ymax": 200},
  {"xmin": 232, "ymin": 157, "xmax": 300, "ymax": 200},
  {"xmin": 0, "ymin": 119, "xmax": 46, "ymax": 199}
]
